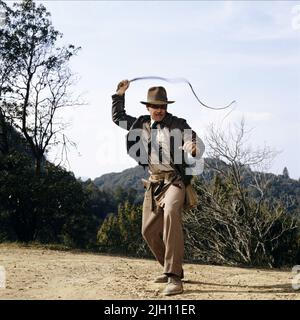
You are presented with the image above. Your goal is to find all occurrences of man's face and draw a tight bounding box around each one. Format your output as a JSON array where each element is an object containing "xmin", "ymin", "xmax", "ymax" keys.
[{"xmin": 147, "ymin": 104, "xmax": 167, "ymax": 122}]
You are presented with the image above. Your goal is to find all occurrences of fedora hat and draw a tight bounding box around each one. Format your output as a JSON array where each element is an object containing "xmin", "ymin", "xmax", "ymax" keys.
[{"xmin": 140, "ymin": 86, "xmax": 175, "ymax": 105}]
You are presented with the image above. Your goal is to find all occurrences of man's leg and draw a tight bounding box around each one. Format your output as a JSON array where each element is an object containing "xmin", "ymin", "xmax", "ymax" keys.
[
  {"xmin": 141, "ymin": 193, "xmax": 165, "ymax": 267},
  {"xmin": 162, "ymin": 183, "xmax": 185, "ymax": 277}
]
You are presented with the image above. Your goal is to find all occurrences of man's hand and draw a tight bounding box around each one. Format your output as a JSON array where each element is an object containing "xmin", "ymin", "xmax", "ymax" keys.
[
  {"xmin": 180, "ymin": 141, "xmax": 200, "ymax": 157},
  {"xmin": 116, "ymin": 79, "xmax": 130, "ymax": 96}
]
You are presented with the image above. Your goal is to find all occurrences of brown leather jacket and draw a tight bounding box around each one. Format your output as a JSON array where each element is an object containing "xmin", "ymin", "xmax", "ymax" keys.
[{"xmin": 112, "ymin": 93, "xmax": 204, "ymax": 185}]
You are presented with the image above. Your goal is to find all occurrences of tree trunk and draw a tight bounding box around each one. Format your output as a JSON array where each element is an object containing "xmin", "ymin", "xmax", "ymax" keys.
[
  {"xmin": 0, "ymin": 110, "xmax": 9, "ymax": 155},
  {"xmin": 35, "ymin": 157, "xmax": 41, "ymax": 176}
]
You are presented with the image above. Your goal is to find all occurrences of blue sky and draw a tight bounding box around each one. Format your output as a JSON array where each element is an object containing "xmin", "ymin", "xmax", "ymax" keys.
[{"xmin": 33, "ymin": 0, "xmax": 300, "ymax": 179}]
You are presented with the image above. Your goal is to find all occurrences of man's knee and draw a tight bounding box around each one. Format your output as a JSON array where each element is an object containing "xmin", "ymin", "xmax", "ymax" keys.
[
  {"xmin": 141, "ymin": 224, "xmax": 151, "ymax": 241},
  {"xmin": 142, "ymin": 224, "xmax": 162, "ymax": 242},
  {"xmin": 163, "ymin": 207, "xmax": 183, "ymax": 222}
]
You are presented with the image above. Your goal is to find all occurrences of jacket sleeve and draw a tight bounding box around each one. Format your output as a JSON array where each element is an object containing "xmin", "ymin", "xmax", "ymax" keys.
[
  {"xmin": 181, "ymin": 120, "xmax": 205, "ymax": 159},
  {"xmin": 111, "ymin": 93, "xmax": 137, "ymax": 131}
]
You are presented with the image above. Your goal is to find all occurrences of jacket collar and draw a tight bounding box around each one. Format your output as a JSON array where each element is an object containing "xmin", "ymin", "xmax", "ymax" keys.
[{"xmin": 148, "ymin": 112, "xmax": 173, "ymax": 128}]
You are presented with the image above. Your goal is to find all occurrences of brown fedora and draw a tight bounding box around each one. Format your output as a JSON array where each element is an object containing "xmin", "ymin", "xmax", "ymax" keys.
[{"xmin": 140, "ymin": 86, "xmax": 175, "ymax": 105}]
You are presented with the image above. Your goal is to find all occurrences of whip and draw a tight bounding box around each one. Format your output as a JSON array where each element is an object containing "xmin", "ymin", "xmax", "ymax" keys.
[{"xmin": 130, "ymin": 76, "xmax": 236, "ymax": 110}]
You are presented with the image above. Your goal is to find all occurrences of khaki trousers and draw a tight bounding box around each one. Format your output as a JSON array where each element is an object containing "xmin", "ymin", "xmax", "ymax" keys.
[{"xmin": 141, "ymin": 182, "xmax": 186, "ymax": 277}]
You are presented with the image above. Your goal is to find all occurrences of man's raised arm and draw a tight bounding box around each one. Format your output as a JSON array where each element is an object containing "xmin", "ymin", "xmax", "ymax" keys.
[{"xmin": 112, "ymin": 79, "xmax": 137, "ymax": 131}]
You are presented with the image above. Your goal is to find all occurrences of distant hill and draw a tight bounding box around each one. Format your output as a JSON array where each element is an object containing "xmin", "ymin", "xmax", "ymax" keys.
[
  {"xmin": 93, "ymin": 159, "xmax": 225, "ymax": 193},
  {"xmin": 93, "ymin": 160, "xmax": 300, "ymax": 214},
  {"xmin": 94, "ymin": 165, "xmax": 148, "ymax": 191},
  {"xmin": 94, "ymin": 166, "xmax": 148, "ymax": 204}
]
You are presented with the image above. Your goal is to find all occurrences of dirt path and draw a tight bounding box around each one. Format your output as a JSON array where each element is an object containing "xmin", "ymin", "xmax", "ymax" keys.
[{"xmin": 0, "ymin": 244, "xmax": 299, "ymax": 300}]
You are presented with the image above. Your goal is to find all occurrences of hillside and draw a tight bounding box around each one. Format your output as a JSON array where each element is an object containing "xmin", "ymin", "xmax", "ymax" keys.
[
  {"xmin": 94, "ymin": 166, "xmax": 148, "ymax": 204},
  {"xmin": 0, "ymin": 115, "xmax": 32, "ymax": 157},
  {"xmin": 93, "ymin": 161, "xmax": 300, "ymax": 213},
  {"xmin": 0, "ymin": 244, "xmax": 299, "ymax": 300}
]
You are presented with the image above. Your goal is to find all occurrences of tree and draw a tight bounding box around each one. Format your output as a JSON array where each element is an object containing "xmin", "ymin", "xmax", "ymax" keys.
[
  {"xmin": 183, "ymin": 119, "xmax": 298, "ymax": 267},
  {"xmin": 83, "ymin": 180, "xmax": 116, "ymax": 220},
  {"xmin": 97, "ymin": 213, "xmax": 122, "ymax": 251},
  {"xmin": 0, "ymin": 0, "xmax": 82, "ymax": 175},
  {"xmin": 114, "ymin": 186, "xmax": 137, "ymax": 205},
  {"xmin": 0, "ymin": 2, "xmax": 15, "ymax": 155},
  {"xmin": 97, "ymin": 202, "xmax": 150, "ymax": 257},
  {"xmin": 0, "ymin": 150, "xmax": 99, "ymax": 247},
  {"xmin": 283, "ymin": 167, "xmax": 290, "ymax": 179}
]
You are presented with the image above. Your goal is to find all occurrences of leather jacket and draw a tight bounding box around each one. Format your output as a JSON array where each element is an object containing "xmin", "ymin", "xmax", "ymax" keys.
[{"xmin": 112, "ymin": 93, "xmax": 205, "ymax": 185}]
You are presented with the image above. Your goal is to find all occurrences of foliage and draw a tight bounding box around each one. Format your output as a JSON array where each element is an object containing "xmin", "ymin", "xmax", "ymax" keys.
[
  {"xmin": 0, "ymin": 151, "xmax": 99, "ymax": 247},
  {"xmin": 183, "ymin": 121, "xmax": 299, "ymax": 267},
  {"xmin": 183, "ymin": 176, "xmax": 299, "ymax": 267},
  {"xmin": 97, "ymin": 202, "xmax": 150, "ymax": 257}
]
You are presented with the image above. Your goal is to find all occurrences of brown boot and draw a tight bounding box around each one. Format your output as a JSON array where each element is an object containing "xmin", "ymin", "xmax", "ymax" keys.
[
  {"xmin": 162, "ymin": 275, "xmax": 183, "ymax": 296},
  {"xmin": 154, "ymin": 270, "xmax": 184, "ymax": 283},
  {"xmin": 154, "ymin": 274, "xmax": 168, "ymax": 283}
]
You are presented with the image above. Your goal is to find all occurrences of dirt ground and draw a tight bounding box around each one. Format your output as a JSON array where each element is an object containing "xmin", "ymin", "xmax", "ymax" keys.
[{"xmin": 0, "ymin": 243, "xmax": 299, "ymax": 300}]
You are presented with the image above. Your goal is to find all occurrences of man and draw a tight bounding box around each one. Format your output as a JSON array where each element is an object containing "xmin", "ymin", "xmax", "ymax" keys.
[{"xmin": 111, "ymin": 79, "xmax": 204, "ymax": 296}]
